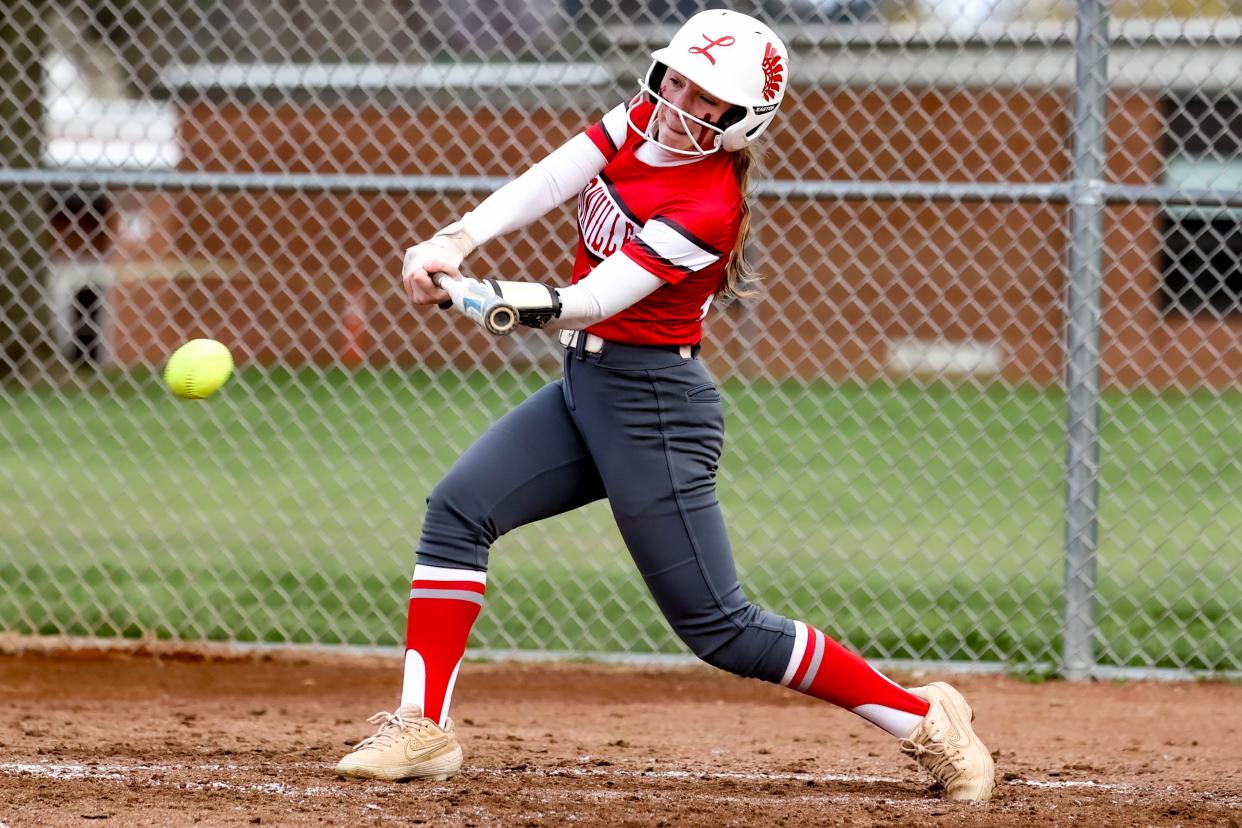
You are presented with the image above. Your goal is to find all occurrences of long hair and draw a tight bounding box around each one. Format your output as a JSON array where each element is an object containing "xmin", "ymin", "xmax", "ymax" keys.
[{"xmin": 720, "ymin": 143, "xmax": 763, "ymax": 300}]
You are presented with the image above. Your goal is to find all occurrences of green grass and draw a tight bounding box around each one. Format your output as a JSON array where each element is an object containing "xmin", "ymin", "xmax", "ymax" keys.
[{"xmin": 3, "ymin": 366, "xmax": 1240, "ymax": 672}]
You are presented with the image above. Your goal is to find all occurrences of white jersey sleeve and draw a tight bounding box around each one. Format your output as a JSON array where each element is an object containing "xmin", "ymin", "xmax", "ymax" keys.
[
  {"xmin": 457, "ymin": 132, "xmax": 608, "ymax": 246},
  {"xmin": 547, "ymin": 250, "xmax": 665, "ymax": 330},
  {"xmin": 589, "ymin": 102, "xmax": 629, "ymax": 158}
]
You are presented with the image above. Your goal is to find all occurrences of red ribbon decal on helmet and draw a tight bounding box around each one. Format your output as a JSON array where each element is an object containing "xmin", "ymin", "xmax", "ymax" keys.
[
  {"xmin": 760, "ymin": 42, "xmax": 784, "ymax": 101},
  {"xmin": 688, "ymin": 33, "xmax": 736, "ymax": 65}
]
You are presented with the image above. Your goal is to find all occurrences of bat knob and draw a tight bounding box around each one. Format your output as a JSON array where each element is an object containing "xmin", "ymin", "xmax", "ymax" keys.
[{"xmin": 485, "ymin": 304, "xmax": 518, "ymax": 336}]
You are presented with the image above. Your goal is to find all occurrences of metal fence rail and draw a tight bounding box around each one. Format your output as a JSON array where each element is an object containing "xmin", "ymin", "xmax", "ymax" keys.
[{"xmin": 3, "ymin": 0, "xmax": 1241, "ymax": 677}]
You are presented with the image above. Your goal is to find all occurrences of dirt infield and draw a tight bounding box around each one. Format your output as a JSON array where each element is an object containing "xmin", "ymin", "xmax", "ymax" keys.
[{"xmin": 1, "ymin": 647, "xmax": 1239, "ymax": 826}]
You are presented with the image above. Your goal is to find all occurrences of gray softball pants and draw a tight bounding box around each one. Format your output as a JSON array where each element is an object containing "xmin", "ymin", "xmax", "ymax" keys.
[{"xmin": 417, "ymin": 339, "xmax": 797, "ymax": 682}]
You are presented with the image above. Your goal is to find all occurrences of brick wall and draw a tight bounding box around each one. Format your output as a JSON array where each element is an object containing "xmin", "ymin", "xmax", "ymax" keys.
[{"xmin": 106, "ymin": 85, "xmax": 1242, "ymax": 389}]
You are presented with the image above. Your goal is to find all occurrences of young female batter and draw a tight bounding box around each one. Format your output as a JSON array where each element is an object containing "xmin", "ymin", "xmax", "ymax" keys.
[{"xmin": 336, "ymin": 8, "xmax": 995, "ymax": 801}]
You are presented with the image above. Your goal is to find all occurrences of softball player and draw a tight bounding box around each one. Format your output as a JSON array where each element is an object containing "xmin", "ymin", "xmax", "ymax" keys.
[{"xmin": 336, "ymin": 9, "xmax": 995, "ymax": 800}]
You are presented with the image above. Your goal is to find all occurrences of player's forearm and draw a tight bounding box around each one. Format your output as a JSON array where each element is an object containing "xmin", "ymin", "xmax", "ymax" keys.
[
  {"xmin": 454, "ymin": 133, "xmax": 607, "ymax": 247},
  {"xmin": 544, "ymin": 253, "xmax": 664, "ymax": 329},
  {"xmin": 438, "ymin": 252, "xmax": 664, "ymax": 334}
]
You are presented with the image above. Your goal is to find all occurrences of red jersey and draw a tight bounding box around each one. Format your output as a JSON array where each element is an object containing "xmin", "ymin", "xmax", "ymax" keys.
[{"xmin": 575, "ymin": 100, "xmax": 742, "ymax": 346}]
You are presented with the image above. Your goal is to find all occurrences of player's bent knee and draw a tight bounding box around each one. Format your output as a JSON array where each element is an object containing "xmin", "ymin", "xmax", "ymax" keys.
[
  {"xmin": 674, "ymin": 622, "xmax": 768, "ymax": 679},
  {"xmin": 425, "ymin": 475, "xmax": 489, "ymax": 533},
  {"xmin": 668, "ymin": 602, "xmax": 791, "ymax": 681},
  {"xmin": 418, "ymin": 478, "xmax": 498, "ymax": 570},
  {"xmin": 688, "ymin": 636, "xmax": 762, "ymax": 678}
]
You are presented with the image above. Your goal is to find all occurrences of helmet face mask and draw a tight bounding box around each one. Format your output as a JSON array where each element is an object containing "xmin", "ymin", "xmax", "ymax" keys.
[
  {"xmin": 628, "ymin": 71, "xmax": 728, "ymax": 157},
  {"xmin": 627, "ymin": 9, "xmax": 789, "ymax": 155}
]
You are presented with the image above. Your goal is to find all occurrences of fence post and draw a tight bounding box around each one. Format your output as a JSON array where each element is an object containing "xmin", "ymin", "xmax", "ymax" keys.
[
  {"xmin": 1062, "ymin": 0, "xmax": 1111, "ymax": 681},
  {"xmin": 0, "ymin": 0, "xmax": 50, "ymax": 381}
]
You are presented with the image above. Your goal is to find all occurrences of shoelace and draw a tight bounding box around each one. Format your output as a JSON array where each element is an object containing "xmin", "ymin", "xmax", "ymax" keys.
[
  {"xmin": 899, "ymin": 737, "xmax": 965, "ymax": 785},
  {"xmin": 352, "ymin": 710, "xmax": 429, "ymax": 751}
]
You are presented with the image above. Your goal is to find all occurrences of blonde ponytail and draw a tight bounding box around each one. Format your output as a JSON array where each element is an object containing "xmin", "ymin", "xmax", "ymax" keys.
[{"xmin": 720, "ymin": 144, "xmax": 763, "ymax": 300}]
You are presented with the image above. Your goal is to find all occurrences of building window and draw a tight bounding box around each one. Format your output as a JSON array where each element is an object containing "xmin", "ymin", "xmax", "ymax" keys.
[
  {"xmin": 1159, "ymin": 211, "xmax": 1242, "ymax": 317},
  {"xmin": 1159, "ymin": 94, "xmax": 1242, "ymax": 319},
  {"xmin": 47, "ymin": 188, "xmax": 113, "ymax": 366}
]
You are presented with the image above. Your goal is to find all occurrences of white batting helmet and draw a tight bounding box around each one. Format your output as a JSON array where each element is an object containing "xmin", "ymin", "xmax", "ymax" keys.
[{"xmin": 631, "ymin": 9, "xmax": 790, "ymax": 155}]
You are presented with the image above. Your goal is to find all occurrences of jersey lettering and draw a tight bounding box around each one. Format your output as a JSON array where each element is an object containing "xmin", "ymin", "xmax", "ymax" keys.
[{"xmin": 577, "ymin": 176, "xmax": 638, "ymax": 260}]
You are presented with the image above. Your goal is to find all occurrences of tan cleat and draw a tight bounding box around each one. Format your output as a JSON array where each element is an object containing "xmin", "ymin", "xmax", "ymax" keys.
[
  {"xmin": 900, "ymin": 682, "xmax": 995, "ymax": 801},
  {"xmin": 335, "ymin": 705, "xmax": 463, "ymax": 782}
]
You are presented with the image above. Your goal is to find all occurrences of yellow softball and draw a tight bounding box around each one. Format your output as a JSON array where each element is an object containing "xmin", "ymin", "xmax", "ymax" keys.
[{"xmin": 164, "ymin": 339, "xmax": 234, "ymax": 400}]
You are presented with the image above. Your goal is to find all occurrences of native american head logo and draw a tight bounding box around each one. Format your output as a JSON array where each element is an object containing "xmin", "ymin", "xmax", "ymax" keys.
[{"xmin": 760, "ymin": 43, "xmax": 784, "ymax": 101}]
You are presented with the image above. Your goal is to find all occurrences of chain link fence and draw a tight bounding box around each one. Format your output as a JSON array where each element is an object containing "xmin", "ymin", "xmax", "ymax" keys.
[{"xmin": 2, "ymin": 0, "xmax": 1241, "ymax": 677}]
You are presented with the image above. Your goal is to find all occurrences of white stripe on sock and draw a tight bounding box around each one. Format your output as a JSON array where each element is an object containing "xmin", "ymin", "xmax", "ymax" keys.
[
  {"xmin": 400, "ymin": 649, "xmax": 427, "ymax": 712},
  {"xmin": 851, "ymin": 703, "xmax": 924, "ymax": 739},
  {"xmin": 408, "ymin": 587, "xmax": 485, "ymax": 605},
  {"xmin": 440, "ymin": 658, "xmax": 464, "ymax": 728},
  {"xmin": 779, "ymin": 621, "xmax": 808, "ymax": 687},
  {"xmin": 796, "ymin": 628, "xmax": 826, "ymax": 692},
  {"xmin": 868, "ymin": 661, "xmax": 911, "ymax": 692},
  {"xmin": 412, "ymin": 564, "xmax": 487, "ymax": 584}
]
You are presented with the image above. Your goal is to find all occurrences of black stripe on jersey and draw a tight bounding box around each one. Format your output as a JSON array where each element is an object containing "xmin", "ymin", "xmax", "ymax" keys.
[
  {"xmin": 651, "ymin": 216, "xmax": 725, "ymax": 258},
  {"xmin": 598, "ymin": 171, "xmax": 644, "ymax": 227},
  {"xmin": 631, "ymin": 237, "xmax": 694, "ymax": 275},
  {"xmin": 601, "ymin": 121, "xmax": 619, "ymax": 154}
]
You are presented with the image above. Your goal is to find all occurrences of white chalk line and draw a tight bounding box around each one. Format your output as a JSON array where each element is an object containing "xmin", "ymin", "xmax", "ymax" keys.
[
  {"xmin": 0, "ymin": 760, "xmax": 901, "ymax": 795},
  {"xmin": 2, "ymin": 760, "xmax": 1239, "ymax": 809},
  {"xmin": 0, "ymin": 761, "xmax": 344, "ymax": 799},
  {"xmin": 1011, "ymin": 778, "xmax": 1135, "ymax": 792},
  {"xmin": 511, "ymin": 765, "xmax": 906, "ymax": 785},
  {"xmin": 0, "ymin": 760, "xmax": 905, "ymax": 790}
]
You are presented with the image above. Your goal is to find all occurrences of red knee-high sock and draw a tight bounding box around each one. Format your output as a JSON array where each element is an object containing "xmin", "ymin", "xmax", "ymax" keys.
[
  {"xmin": 781, "ymin": 621, "xmax": 930, "ymax": 738},
  {"xmin": 400, "ymin": 564, "xmax": 486, "ymax": 727}
]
